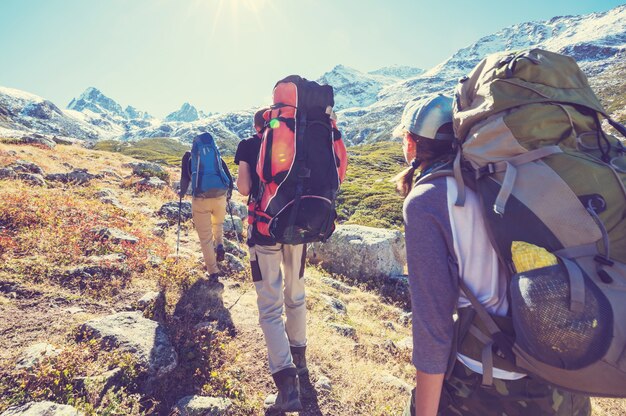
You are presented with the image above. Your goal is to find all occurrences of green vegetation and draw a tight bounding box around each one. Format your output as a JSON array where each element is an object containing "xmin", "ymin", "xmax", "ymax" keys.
[
  {"xmin": 337, "ymin": 141, "xmax": 406, "ymax": 229},
  {"xmin": 93, "ymin": 138, "xmax": 190, "ymax": 165},
  {"xmin": 591, "ymin": 61, "xmax": 626, "ymax": 124}
]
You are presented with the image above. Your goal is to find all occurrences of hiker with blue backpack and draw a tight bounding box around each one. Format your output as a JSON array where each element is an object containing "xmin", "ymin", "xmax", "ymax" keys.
[{"xmin": 179, "ymin": 132, "xmax": 233, "ymax": 280}]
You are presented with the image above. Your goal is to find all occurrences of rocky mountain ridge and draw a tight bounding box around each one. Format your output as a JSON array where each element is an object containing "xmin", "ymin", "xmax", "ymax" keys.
[{"xmin": 0, "ymin": 5, "xmax": 624, "ymax": 151}]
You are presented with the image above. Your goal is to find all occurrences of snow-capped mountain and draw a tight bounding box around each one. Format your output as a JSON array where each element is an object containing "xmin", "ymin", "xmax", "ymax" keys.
[
  {"xmin": 165, "ymin": 103, "xmax": 199, "ymax": 123},
  {"xmin": 316, "ymin": 64, "xmax": 424, "ymax": 111},
  {"xmin": 338, "ymin": 4, "xmax": 626, "ymax": 145},
  {"xmin": 1, "ymin": 5, "xmax": 624, "ymax": 152}
]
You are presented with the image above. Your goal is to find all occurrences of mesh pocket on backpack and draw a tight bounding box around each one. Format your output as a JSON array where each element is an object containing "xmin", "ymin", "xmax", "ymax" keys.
[{"xmin": 510, "ymin": 263, "xmax": 613, "ymax": 370}]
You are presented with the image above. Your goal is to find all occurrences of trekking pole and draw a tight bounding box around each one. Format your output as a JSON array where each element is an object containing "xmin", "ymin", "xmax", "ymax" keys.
[
  {"xmin": 227, "ymin": 198, "xmax": 241, "ymax": 244},
  {"xmin": 176, "ymin": 194, "xmax": 182, "ymax": 261}
]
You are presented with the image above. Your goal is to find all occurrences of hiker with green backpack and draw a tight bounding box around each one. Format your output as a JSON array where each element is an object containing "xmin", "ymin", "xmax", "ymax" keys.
[
  {"xmin": 397, "ymin": 49, "xmax": 626, "ymax": 415},
  {"xmin": 179, "ymin": 131, "xmax": 233, "ymax": 280}
]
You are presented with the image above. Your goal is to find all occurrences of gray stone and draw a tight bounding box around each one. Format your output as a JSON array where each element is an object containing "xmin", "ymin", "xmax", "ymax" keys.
[
  {"xmin": 315, "ymin": 375, "xmax": 333, "ymax": 392},
  {"xmin": 263, "ymin": 394, "xmax": 278, "ymax": 410},
  {"xmin": 152, "ymin": 227, "xmax": 165, "ymax": 238},
  {"xmin": 100, "ymin": 196, "xmax": 124, "ymax": 209},
  {"xmin": 223, "ymin": 239, "xmax": 246, "ymax": 258},
  {"xmin": 76, "ymin": 367, "xmax": 122, "ymax": 402},
  {"xmin": 380, "ymin": 374, "xmax": 412, "ymax": 392},
  {"xmin": 15, "ymin": 343, "xmax": 62, "ymax": 370},
  {"xmin": 383, "ymin": 321, "xmax": 396, "ymax": 331},
  {"xmin": 45, "ymin": 169, "xmax": 97, "ymax": 185},
  {"xmin": 308, "ymin": 224, "xmax": 406, "ymax": 282},
  {"xmin": 227, "ymin": 200, "xmax": 247, "ymax": 219},
  {"xmin": 223, "ymin": 216, "xmax": 243, "ymax": 235},
  {"xmin": 382, "ymin": 339, "xmax": 398, "ymax": 354},
  {"xmin": 90, "ymin": 227, "xmax": 138, "ymax": 244},
  {"xmin": 100, "ymin": 169, "xmax": 122, "ymax": 180},
  {"xmin": 95, "ymin": 188, "xmax": 116, "ymax": 198},
  {"xmin": 224, "ymin": 253, "xmax": 246, "ymax": 272},
  {"xmin": 147, "ymin": 254, "xmax": 163, "ymax": 267},
  {"xmin": 52, "ymin": 136, "xmax": 76, "ymax": 145},
  {"xmin": 17, "ymin": 173, "xmax": 46, "ymax": 186},
  {"xmin": 320, "ymin": 276, "xmax": 354, "ymax": 294},
  {"xmin": 321, "ymin": 294, "xmax": 347, "ymax": 315},
  {"xmin": 0, "ymin": 401, "xmax": 82, "ymax": 415},
  {"xmin": 329, "ymin": 323, "xmax": 356, "ymax": 338},
  {"xmin": 126, "ymin": 162, "xmax": 168, "ymax": 180},
  {"xmin": 158, "ymin": 201, "xmax": 192, "ymax": 224},
  {"xmin": 135, "ymin": 291, "xmax": 166, "ymax": 321},
  {"xmin": 136, "ymin": 176, "xmax": 167, "ymax": 190},
  {"xmin": 78, "ymin": 312, "xmax": 177, "ymax": 381},
  {"xmin": 13, "ymin": 160, "xmax": 44, "ymax": 175},
  {"xmin": 173, "ymin": 395, "xmax": 232, "ymax": 416},
  {"xmin": 20, "ymin": 134, "xmax": 56, "ymax": 148},
  {"xmin": 0, "ymin": 167, "xmax": 15, "ymax": 179}
]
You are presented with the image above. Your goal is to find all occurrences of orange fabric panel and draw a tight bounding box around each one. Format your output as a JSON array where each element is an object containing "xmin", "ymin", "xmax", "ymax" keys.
[
  {"xmin": 272, "ymin": 82, "xmax": 297, "ymax": 108},
  {"xmin": 260, "ymin": 181, "xmax": 278, "ymax": 211},
  {"xmin": 334, "ymin": 138, "xmax": 348, "ymax": 183}
]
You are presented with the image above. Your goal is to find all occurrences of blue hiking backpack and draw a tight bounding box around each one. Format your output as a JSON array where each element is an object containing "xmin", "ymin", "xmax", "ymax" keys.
[{"xmin": 190, "ymin": 132, "xmax": 229, "ymax": 197}]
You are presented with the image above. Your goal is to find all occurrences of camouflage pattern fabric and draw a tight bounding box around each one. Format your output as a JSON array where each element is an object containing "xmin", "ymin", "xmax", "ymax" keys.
[{"xmin": 403, "ymin": 362, "xmax": 591, "ymax": 416}]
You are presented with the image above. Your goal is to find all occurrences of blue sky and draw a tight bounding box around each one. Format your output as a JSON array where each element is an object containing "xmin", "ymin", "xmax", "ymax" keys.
[{"xmin": 0, "ymin": 0, "xmax": 623, "ymax": 117}]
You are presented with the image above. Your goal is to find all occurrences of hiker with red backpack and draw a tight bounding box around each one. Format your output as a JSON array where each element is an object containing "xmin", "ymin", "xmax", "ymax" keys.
[
  {"xmin": 179, "ymin": 132, "xmax": 233, "ymax": 280},
  {"xmin": 236, "ymin": 76, "xmax": 347, "ymax": 412},
  {"xmin": 395, "ymin": 93, "xmax": 592, "ymax": 415}
]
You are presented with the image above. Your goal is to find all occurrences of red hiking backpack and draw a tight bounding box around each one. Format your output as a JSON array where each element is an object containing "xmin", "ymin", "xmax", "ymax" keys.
[{"xmin": 253, "ymin": 75, "xmax": 348, "ymax": 245}]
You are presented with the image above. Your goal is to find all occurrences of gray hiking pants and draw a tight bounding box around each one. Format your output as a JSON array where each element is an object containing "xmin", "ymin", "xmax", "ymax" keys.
[{"xmin": 251, "ymin": 243, "xmax": 307, "ymax": 374}]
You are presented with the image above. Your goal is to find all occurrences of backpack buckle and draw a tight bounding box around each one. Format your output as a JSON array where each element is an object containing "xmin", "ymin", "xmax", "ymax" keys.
[{"xmin": 476, "ymin": 163, "xmax": 496, "ymax": 179}]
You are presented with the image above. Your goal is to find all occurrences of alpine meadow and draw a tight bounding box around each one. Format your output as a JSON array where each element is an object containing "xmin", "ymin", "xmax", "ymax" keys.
[{"xmin": 1, "ymin": 2, "xmax": 626, "ymax": 416}]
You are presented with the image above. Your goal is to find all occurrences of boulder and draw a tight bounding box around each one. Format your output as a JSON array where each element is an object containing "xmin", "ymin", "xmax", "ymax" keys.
[
  {"xmin": 158, "ymin": 201, "xmax": 192, "ymax": 224},
  {"xmin": 78, "ymin": 312, "xmax": 177, "ymax": 384},
  {"xmin": 379, "ymin": 374, "xmax": 412, "ymax": 392},
  {"xmin": 86, "ymin": 253, "xmax": 127, "ymax": 263},
  {"xmin": 0, "ymin": 167, "xmax": 16, "ymax": 179},
  {"xmin": 52, "ymin": 136, "xmax": 76, "ymax": 145},
  {"xmin": 45, "ymin": 169, "xmax": 97, "ymax": 185},
  {"xmin": 329, "ymin": 323, "xmax": 356, "ymax": 338},
  {"xmin": 173, "ymin": 395, "xmax": 233, "ymax": 416},
  {"xmin": 320, "ymin": 294, "xmax": 347, "ymax": 315},
  {"xmin": 90, "ymin": 227, "xmax": 138, "ymax": 244},
  {"xmin": 126, "ymin": 162, "xmax": 168, "ymax": 180},
  {"xmin": 223, "ymin": 239, "xmax": 246, "ymax": 258},
  {"xmin": 152, "ymin": 227, "xmax": 165, "ymax": 238},
  {"xmin": 75, "ymin": 368, "xmax": 122, "ymax": 402},
  {"xmin": 15, "ymin": 343, "xmax": 62, "ymax": 370},
  {"xmin": 136, "ymin": 176, "xmax": 167, "ymax": 190},
  {"xmin": 95, "ymin": 188, "xmax": 116, "ymax": 198},
  {"xmin": 134, "ymin": 291, "xmax": 166, "ymax": 321},
  {"xmin": 227, "ymin": 200, "xmax": 247, "ymax": 219},
  {"xmin": 13, "ymin": 160, "xmax": 43, "ymax": 175},
  {"xmin": 224, "ymin": 253, "xmax": 245, "ymax": 272},
  {"xmin": 100, "ymin": 196, "xmax": 124, "ymax": 209},
  {"xmin": 223, "ymin": 216, "xmax": 243, "ymax": 235},
  {"xmin": 99, "ymin": 169, "xmax": 122, "ymax": 180},
  {"xmin": 19, "ymin": 134, "xmax": 56, "ymax": 149},
  {"xmin": 308, "ymin": 224, "xmax": 406, "ymax": 282},
  {"xmin": 17, "ymin": 173, "xmax": 46, "ymax": 186},
  {"xmin": 0, "ymin": 401, "xmax": 83, "ymax": 416}
]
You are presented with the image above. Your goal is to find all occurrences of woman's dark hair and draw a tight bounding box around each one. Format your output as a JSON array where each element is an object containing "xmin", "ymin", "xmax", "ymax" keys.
[
  {"xmin": 393, "ymin": 123, "xmax": 455, "ymax": 196},
  {"xmin": 254, "ymin": 108, "xmax": 269, "ymax": 131}
]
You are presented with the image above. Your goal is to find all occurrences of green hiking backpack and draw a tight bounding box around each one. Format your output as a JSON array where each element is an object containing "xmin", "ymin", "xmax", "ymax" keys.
[{"xmin": 427, "ymin": 48, "xmax": 626, "ymax": 397}]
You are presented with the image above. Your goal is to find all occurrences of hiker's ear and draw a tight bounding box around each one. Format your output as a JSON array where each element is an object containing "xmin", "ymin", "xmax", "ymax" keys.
[{"xmin": 403, "ymin": 133, "xmax": 417, "ymax": 165}]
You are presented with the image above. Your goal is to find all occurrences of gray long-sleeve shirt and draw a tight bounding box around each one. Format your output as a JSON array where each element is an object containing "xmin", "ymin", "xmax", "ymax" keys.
[{"xmin": 403, "ymin": 178, "xmax": 458, "ymax": 374}]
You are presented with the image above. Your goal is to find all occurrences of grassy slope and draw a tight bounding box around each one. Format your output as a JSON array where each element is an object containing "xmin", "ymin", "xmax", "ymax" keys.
[{"xmin": 93, "ymin": 138, "xmax": 190, "ymax": 166}]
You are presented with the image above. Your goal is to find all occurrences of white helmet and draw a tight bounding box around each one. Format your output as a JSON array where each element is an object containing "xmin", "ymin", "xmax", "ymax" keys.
[{"xmin": 393, "ymin": 93, "xmax": 454, "ymax": 140}]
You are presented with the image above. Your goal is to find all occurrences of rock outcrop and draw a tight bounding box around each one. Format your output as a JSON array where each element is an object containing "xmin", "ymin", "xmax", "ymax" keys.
[
  {"xmin": 0, "ymin": 401, "xmax": 83, "ymax": 416},
  {"xmin": 308, "ymin": 225, "xmax": 406, "ymax": 282}
]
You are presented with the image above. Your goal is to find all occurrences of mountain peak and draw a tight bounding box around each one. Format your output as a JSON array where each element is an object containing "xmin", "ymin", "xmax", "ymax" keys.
[
  {"xmin": 67, "ymin": 87, "xmax": 125, "ymax": 119},
  {"xmin": 165, "ymin": 102, "xmax": 199, "ymax": 122}
]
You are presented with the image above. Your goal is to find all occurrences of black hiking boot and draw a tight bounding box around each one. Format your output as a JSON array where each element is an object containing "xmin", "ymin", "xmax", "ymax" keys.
[
  {"xmin": 216, "ymin": 244, "xmax": 225, "ymax": 262},
  {"xmin": 291, "ymin": 346, "xmax": 308, "ymax": 376},
  {"xmin": 272, "ymin": 367, "xmax": 302, "ymax": 412}
]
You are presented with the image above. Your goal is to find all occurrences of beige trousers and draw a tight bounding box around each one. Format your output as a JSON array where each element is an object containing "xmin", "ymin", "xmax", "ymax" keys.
[
  {"xmin": 251, "ymin": 243, "xmax": 307, "ymax": 374},
  {"xmin": 192, "ymin": 195, "xmax": 227, "ymax": 274}
]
